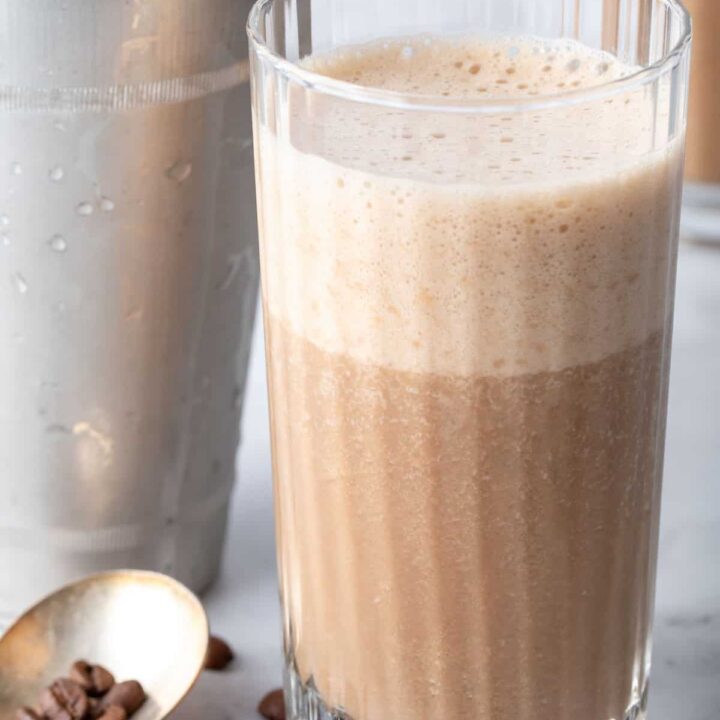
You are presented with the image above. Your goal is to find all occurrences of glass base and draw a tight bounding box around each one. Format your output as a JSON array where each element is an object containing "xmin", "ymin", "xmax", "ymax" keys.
[
  {"xmin": 682, "ymin": 181, "xmax": 720, "ymax": 243},
  {"xmin": 283, "ymin": 657, "xmax": 649, "ymax": 720},
  {"xmin": 284, "ymin": 657, "xmax": 350, "ymax": 720}
]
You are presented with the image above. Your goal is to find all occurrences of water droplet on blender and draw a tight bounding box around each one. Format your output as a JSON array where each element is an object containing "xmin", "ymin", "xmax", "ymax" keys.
[
  {"xmin": 76, "ymin": 201, "xmax": 94, "ymax": 216},
  {"xmin": 10, "ymin": 162, "xmax": 22, "ymax": 176},
  {"xmin": 1, "ymin": 233, "xmax": 9, "ymax": 247},
  {"xmin": 13, "ymin": 273, "xmax": 28, "ymax": 293},
  {"xmin": 216, "ymin": 249, "xmax": 251, "ymax": 291},
  {"xmin": 53, "ymin": 120, "xmax": 67, "ymax": 132},
  {"xmin": 100, "ymin": 196, "xmax": 115, "ymax": 212},
  {"xmin": 49, "ymin": 234, "xmax": 67, "ymax": 252},
  {"xmin": 46, "ymin": 423, "xmax": 72, "ymax": 435},
  {"xmin": 0, "ymin": 214, "xmax": 9, "ymax": 226},
  {"xmin": 233, "ymin": 386, "xmax": 243, "ymax": 410},
  {"xmin": 166, "ymin": 160, "xmax": 192, "ymax": 183},
  {"xmin": 49, "ymin": 165, "xmax": 64, "ymax": 182}
]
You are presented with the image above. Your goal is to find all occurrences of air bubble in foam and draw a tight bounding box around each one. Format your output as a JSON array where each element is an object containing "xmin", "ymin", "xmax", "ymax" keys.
[{"xmin": 567, "ymin": 58, "xmax": 581, "ymax": 73}]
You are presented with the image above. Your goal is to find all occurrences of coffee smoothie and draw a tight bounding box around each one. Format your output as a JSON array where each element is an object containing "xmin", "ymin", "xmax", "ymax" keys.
[
  {"xmin": 683, "ymin": 0, "xmax": 720, "ymax": 183},
  {"xmin": 259, "ymin": 37, "xmax": 683, "ymax": 720}
]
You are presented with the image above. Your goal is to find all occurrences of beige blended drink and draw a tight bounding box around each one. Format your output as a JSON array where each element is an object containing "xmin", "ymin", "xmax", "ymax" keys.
[{"xmin": 249, "ymin": 1, "xmax": 691, "ymax": 719}]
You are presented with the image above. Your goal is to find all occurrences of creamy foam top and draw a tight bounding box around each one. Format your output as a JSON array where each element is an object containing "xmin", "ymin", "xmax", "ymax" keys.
[
  {"xmin": 307, "ymin": 35, "xmax": 633, "ymax": 97},
  {"xmin": 258, "ymin": 36, "xmax": 682, "ymax": 377}
]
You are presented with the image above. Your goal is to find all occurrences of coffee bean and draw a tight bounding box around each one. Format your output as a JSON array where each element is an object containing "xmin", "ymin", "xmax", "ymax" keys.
[
  {"xmin": 90, "ymin": 666, "xmax": 114, "ymax": 696},
  {"xmin": 87, "ymin": 697, "xmax": 101, "ymax": 718},
  {"xmin": 99, "ymin": 681, "xmax": 145, "ymax": 716},
  {"xmin": 70, "ymin": 661, "xmax": 115, "ymax": 697},
  {"xmin": 40, "ymin": 679, "xmax": 89, "ymax": 720},
  {"xmin": 257, "ymin": 689, "xmax": 285, "ymax": 720},
  {"xmin": 204, "ymin": 636, "xmax": 234, "ymax": 671},
  {"xmin": 15, "ymin": 707, "xmax": 41, "ymax": 720},
  {"xmin": 70, "ymin": 661, "xmax": 93, "ymax": 691},
  {"xmin": 96, "ymin": 705, "xmax": 127, "ymax": 720}
]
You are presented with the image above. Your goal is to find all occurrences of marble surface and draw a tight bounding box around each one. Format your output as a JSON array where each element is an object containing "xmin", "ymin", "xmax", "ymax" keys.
[{"xmin": 175, "ymin": 238, "xmax": 720, "ymax": 720}]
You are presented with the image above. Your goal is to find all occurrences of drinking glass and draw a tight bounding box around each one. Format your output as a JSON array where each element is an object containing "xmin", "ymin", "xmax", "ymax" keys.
[{"xmin": 249, "ymin": 1, "xmax": 691, "ymax": 718}]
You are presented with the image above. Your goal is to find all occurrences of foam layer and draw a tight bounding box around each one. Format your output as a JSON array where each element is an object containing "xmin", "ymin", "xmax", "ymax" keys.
[
  {"xmin": 258, "ymin": 36, "xmax": 682, "ymax": 376},
  {"xmin": 307, "ymin": 35, "xmax": 633, "ymax": 97}
]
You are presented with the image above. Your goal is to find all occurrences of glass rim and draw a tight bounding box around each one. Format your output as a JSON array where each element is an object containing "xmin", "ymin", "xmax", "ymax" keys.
[{"xmin": 247, "ymin": 0, "xmax": 691, "ymax": 114}]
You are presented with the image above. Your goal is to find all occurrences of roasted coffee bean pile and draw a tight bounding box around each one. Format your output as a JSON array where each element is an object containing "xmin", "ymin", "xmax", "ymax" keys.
[
  {"xmin": 16, "ymin": 661, "xmax": 146, "ymax": 720},
  {"xmin": 13, "ymin": 635, "xmax": 282, "ymax": 720}
]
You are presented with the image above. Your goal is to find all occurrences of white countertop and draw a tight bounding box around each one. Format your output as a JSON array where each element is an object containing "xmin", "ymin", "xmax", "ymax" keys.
[{"xmin": 176, "ymin": 238, "xmax": 720, "ymax": 720}]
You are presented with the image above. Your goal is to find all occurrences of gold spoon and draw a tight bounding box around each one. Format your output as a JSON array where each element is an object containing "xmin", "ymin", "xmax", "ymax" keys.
[{"xmin": 0, "ymin": 570, "xmax": 209, "ymax": 720}]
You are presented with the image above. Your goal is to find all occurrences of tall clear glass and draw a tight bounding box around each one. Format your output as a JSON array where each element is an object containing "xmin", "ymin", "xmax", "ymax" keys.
[{"xmin": 249, "ymin": 2, "xmax": 691, "ymax": 719}]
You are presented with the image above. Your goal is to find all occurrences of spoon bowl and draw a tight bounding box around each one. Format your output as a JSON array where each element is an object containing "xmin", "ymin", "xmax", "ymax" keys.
[{"xmin": 0, "ymin": 571, "xmax": 208, "ymax": 720}]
